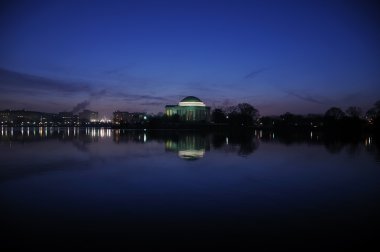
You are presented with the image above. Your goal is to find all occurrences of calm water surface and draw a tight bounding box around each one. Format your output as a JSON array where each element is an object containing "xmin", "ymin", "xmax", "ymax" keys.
[{"xmin": 1, "ymin": 127, "xmax": 379, "ymax": 250}]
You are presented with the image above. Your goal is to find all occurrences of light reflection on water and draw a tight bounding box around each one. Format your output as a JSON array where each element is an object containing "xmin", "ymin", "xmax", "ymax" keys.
[
  {"xmin": 0, "ymin": 127, "xmax": 379, "ymax": 249},
  {"xmin": 1, "ymin": 126, "xmax": 376, "ymax": 145},
  {"xmin": 0, "ymin": 126, "xmax": 379, "ymax": 161},
  {"xmin": 0, "ymin": 126, "xmax": 379, "ymax": 165}
]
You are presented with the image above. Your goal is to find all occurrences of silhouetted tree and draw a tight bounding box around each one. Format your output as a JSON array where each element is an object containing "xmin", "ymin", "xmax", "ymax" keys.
[
  {"xmin": 346, "ymin": 106, "xmax": 362, "ymax": 118},
  {"xmin": 222, "ymin": 103, "xmax": 260, "ymax": 127},
  {"xmin": 343, "ymin": 106, "xmax": 365, "ymax": 131},
  {"xmin": 237, "ymin": 103, "xmax": 259, "ymax": 119},
  {"xmin": 324, "ymin": 107, "xmax": 346, "ymax": 130},
  {"xmin": 366, "ymin": 100, "xmax": 380, "ymax": 131},
  {"xmin": 366, "ymin": 108, "xmax": 377, "ymax": 121},
  {"xmin": 278, "ymin": 112, "xmax": 308, "ymax": 128},
  {"xmin": 211, "ymin": 108, "xmax": 227, "ymax": 123},
  {"xmin": 236, "ymin": 103, "xmax": 259, "ymax": 126},
  {"xmin": 325, "ymin": 107, "xmax": 345, "ymax": 120},
  {"xmin": 222, "ymin": 105, "xmax": 236, "ymax": 114},
  {"xmin": 365, "ymin": 100, "xmax": 379, "ymax": 115}
]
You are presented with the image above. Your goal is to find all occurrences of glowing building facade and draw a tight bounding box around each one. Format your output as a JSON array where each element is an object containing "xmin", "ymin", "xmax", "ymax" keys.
[
  {"xmin": 165, "ymin": 96, "xmax": 210, "ymax": 122},
  {"xmin": 79, "ymin": 110, "xmax": 98, "ymax": 123}
]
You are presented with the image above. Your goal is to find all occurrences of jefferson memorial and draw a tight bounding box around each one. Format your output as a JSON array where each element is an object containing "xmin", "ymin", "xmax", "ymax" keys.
[{"xmin": 165, "ymin": 96, "xmax": 211, "ymax": 122}]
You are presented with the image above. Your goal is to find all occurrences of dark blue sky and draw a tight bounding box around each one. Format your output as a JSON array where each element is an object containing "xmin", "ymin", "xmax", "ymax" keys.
[{"xmin": 0, "ymin": 0, "xmax": 379, "ymax": 117}]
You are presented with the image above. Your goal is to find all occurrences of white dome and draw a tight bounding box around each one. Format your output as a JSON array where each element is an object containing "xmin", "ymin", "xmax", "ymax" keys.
[{"xmin": 178, "ymin": 96, "xmax": 205, "ymax": 107}]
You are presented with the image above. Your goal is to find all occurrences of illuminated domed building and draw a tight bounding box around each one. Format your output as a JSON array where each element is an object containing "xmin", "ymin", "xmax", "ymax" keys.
[{"xmin": 165, "ymin": 96, "xmax": 210, "ymax": 122}]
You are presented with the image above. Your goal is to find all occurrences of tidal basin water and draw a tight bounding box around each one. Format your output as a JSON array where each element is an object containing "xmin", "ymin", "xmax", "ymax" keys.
[{"xmin": 1, "ymin": 127, "xmax": 379, "ymax": 250}]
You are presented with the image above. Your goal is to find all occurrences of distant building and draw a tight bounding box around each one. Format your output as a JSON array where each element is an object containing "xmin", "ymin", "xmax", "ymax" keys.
[
  {"xmin": 113, "ymin": 111, "xmax": 129, "ymax": 125},
  {"xmin": 165, "ymin": 96, "xmax": 210, "ymax": 122},
  {"xmin": 79, "ymin": 110, "xmax": 98, "ymax": 123},
  {"xmin": 58, "ymin": 112, "xmax": 77, "ymax": 125},
  {"xmin": 113, "ymin": 111, "xmax": 147, "ymax": 125},
  {"xmin": 0, "ymin": 110, "xmax": 10, "ymax": 124},
  {"xmin": 0, "ymin": 110, "xmax": 56, "ymax": 126}
]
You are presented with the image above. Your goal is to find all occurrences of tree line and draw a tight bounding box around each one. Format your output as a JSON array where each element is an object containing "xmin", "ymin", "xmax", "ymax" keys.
[
  {"xmin": 124, "ymin": 100, "xmax": 380, "ymax": 132},
  {"xmin": 211, "ymin": 100, "xmax": 380, "ymax": 132}
]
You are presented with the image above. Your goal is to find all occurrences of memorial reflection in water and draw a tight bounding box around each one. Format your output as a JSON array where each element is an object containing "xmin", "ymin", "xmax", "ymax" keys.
[{"xmin": 165, "ymin": 135, "xmax": 210, "ymax": 160}]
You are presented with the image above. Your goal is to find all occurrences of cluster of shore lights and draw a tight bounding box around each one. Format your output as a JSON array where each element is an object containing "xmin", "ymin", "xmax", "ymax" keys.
[{"xmin": 178, "ymin": 101, "xmax": 206, "ymax": 107}]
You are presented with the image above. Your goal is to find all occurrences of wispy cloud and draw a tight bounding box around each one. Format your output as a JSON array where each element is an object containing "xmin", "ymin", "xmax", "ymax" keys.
[
  {"xmin": 115, "ymin": 93, "xmax": 170, "ymax": 102},
  {"xmin": 0, "ymin": 68, "xmax": 109, "ymax": 112},
  {"xmin": 281, "ymin": 89, "xmax": 329, "ymax": 105},
  {"xmin": 140, "ymin": 101, "xmax": 165, "ymax": 106},
  {"xmin": 0, "ymin": 68, "xmax": 91, "ymax": 95},
  {"xmin": 245, "ymin": 67, "xmax": 268, "ymax": 79},
  {"xmin": 103, "ymin": 65, "xmax": 134, "ymax": 76},
  {"xmin": 0, "ymin": 68, "xmax": 175, "ymax": 114}
]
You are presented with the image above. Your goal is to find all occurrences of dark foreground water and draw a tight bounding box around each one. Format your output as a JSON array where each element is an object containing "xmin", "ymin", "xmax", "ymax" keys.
[{"xmin": 1, "ymin": 127, "xmax": 379, "ymax": 250}]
